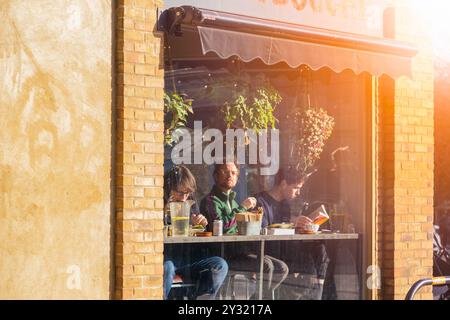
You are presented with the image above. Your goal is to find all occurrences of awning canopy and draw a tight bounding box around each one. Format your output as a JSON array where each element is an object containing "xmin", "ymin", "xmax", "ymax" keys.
[{"xmin": 160, "ymin": 6, "xmax": 418, "ymax": 79}]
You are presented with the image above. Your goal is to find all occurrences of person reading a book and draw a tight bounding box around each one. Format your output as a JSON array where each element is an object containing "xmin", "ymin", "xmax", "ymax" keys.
[
  {"xmin": 255, "ymin": 168, "xmax": 314, "ymax": 231},
  {"xmin": 255, "ymin": 168, "xmax": 330, "ymax": 300}
]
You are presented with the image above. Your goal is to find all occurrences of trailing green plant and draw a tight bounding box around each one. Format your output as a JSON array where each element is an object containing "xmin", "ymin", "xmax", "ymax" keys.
[
  {"xmin": 164, "ymin": 92, "xmax": 193, "ymax": 146},
  {"xmin": 222, "ymin": 86, "xmax": 282, "ymax": 133},
  {"xmin": 290, "ymin": 105, "xmax": 335, "ymax": 177}
]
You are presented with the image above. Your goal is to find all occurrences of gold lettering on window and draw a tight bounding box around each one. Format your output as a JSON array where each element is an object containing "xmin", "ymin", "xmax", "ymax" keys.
[
  {"xmin": 258, "ymin": 0, "xmax": 370, "ymax": 21},
  {"xmin": 309, "ymin": 0, "xmax": 323, "ymax": 12},
  {"xmin": 326, "ymin": 0, "xmax": 337, "ymax": 16},
  {"xmin": 342, "ymin": 0, "xmax": 359, "ymax": 19},
  {"xmin": 273, "ymin": 0, "xmax": 289, "ymax": 4},
  {"xmin": 291, "ymin": 0, "xmax": 307, "ymax": 11}
]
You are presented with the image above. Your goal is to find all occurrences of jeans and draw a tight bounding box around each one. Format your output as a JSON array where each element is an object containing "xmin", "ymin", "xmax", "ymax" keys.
[{"xmin": 164, "ymin": 256, "xmax": 228, "ymax": 300}]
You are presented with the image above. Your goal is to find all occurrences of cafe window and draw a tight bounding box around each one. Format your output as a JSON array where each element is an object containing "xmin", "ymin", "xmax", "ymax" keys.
[
  {"xmin": 161, "ymin": 19, "xmax": 373, "ymax": 299},
  {"xmin": 156, "ymin": 0, "xmax": 424, "ymax": 298}
]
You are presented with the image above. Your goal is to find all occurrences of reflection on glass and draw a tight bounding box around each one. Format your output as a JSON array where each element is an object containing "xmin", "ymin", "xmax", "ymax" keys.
[{"xmin": 163, "ymin": 38, "xmax": 368, "ymax": 299}]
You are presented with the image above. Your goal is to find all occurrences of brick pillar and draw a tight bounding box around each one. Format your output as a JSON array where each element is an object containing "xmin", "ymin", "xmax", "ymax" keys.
[
  {"xmin": 378, "ymin": 2, "xmax": 434, "ymax": 300},
  {"xmin": 114, "ymin": 0, "xmax": 165, "ymax": 300}
]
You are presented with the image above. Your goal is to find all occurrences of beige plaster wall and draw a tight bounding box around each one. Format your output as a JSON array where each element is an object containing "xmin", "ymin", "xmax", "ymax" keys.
[{"xmin": 0, "ymin": 0, "xmax": 113, "ymax": 299}]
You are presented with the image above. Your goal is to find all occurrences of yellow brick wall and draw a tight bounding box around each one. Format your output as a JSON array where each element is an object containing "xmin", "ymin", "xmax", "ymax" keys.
[
  {"xmin": 376, "ymin": 1, "xmax": 434, "ymax": 300},
  {"xmin": 114, "ymin": 0, "xmax": 165, "ymax": 300}
]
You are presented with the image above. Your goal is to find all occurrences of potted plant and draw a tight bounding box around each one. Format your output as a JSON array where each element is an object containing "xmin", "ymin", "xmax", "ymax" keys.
[
  {"xmin": 164, "ymin": 91, "xmax": 193, "ymax": 146},
  {"xmin": 289, "ymin": 101, "xmax": 335, "ymax": 178},
  {"xmin": 222, "ymin": 86, "xmax": 282, "ymax": 144}
]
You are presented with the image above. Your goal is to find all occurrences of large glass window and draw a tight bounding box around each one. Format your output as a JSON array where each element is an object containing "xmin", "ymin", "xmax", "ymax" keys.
[{"xmin": 163, "ymin": 27, "xmax": 371, "ymax": 300}]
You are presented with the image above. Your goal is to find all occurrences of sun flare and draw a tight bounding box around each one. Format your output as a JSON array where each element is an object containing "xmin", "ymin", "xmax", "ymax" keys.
[{"xmin": 411, "ymin": 0, "xmax": 450, "ymax": 60}]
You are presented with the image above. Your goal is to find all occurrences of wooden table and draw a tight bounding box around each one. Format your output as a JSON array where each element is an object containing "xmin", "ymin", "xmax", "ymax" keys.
[{"xmin": 164, "ymin": 233, "xmax": 360, "ymax": 299}]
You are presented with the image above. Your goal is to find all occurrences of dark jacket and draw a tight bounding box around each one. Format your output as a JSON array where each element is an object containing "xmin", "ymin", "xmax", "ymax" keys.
[{"xmin": 255, "ymin": 191, "xmax": 291, "ymax": 228}]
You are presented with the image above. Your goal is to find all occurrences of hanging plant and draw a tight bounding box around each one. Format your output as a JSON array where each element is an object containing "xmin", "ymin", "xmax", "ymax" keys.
[
  {"xmin": 290, "ymin": 104, "xmax": 335, "ymax": 178},
  {"xmin": 164, "ymin": 92, "xmax": 193, "ymax": 146},
  {"xmin": 222, "ymin": 86, "xmax": 282, "ymax": 133}
]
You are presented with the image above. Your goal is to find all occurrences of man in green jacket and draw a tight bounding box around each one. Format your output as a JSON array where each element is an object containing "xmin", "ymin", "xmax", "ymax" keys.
[
  {"xmin": 200, "ymin": 160, "xmax": 289, "ymax": 299},
  {"xmin": 200, "ymin": 161, "xmax": 256, "ymax": 234}
]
